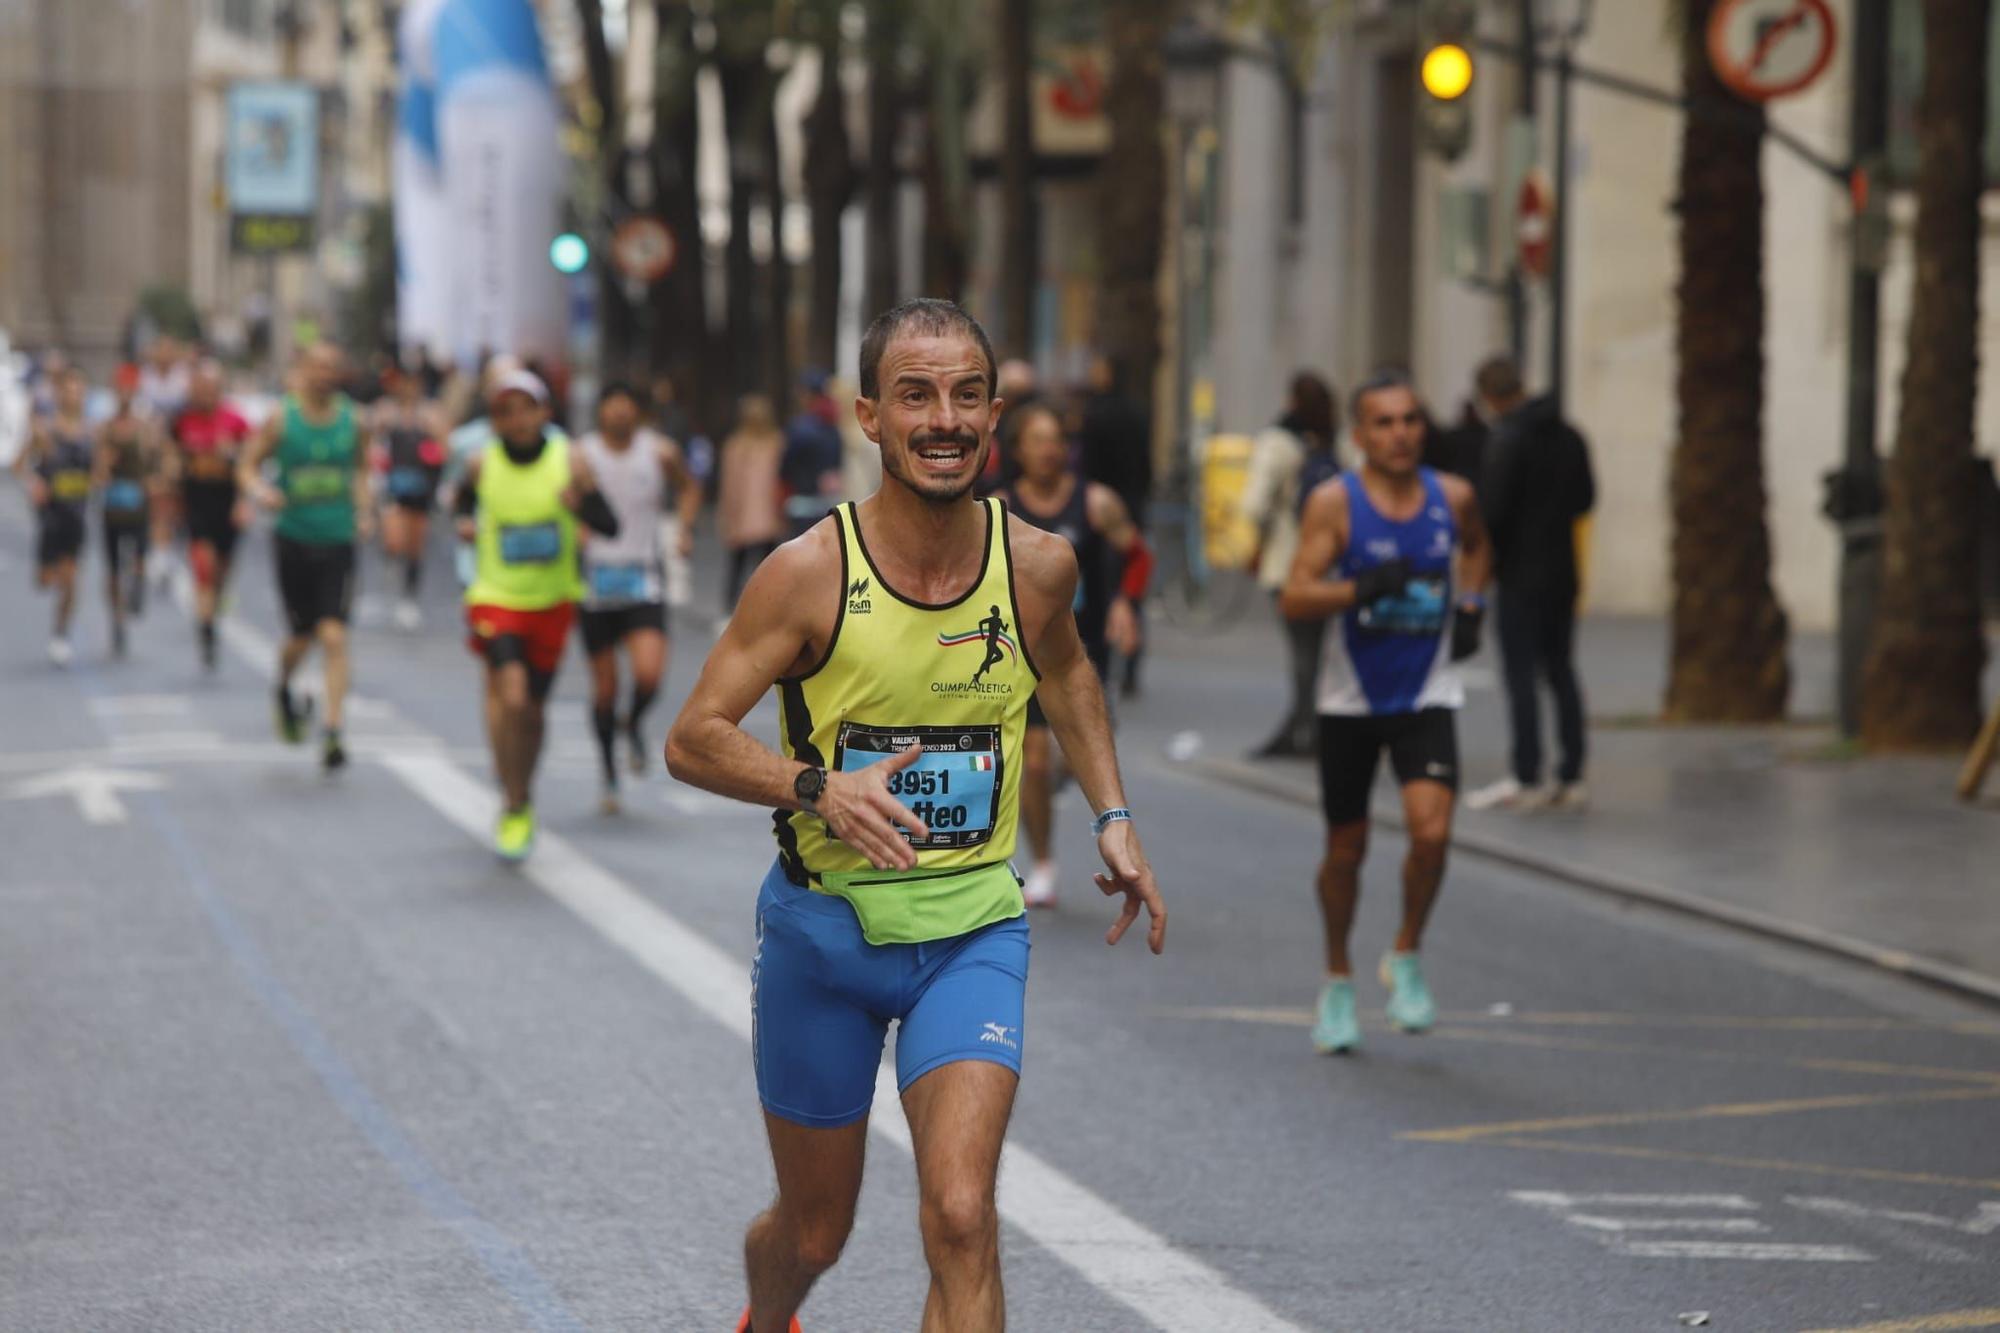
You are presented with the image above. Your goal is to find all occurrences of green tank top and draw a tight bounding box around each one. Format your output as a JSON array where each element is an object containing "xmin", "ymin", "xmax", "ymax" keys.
[
  {"xmin": 466, "ymin": 435, "xmax": 585, "ymax": 611},
  {"xmin": 774, "ymin": 498, "xmax": 1035, "ymax": 944},
  {"xmin": 273, "ymin": 395, "xmax": 360, "ymax": 544}
]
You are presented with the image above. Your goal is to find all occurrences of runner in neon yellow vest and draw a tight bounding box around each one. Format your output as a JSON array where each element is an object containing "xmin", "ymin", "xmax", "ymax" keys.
[
  {"xmin": 664, "ymin": 299, "xmax": 1167, "ymax": 1331},
  {"xmin": 453, "ymin": 368, "xmax": 620, "ymax": 860}
]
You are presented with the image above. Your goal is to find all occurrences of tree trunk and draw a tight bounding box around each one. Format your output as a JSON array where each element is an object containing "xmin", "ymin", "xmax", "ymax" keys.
[
  {"xmin": 998, "ymin": 0, "xmax": 1037, "ymax": 355},
  {"xmin": 576, "ymin": 0, "xmax": 639, "ymax": 379},
  {"xmin": 764, "ymin": 81, "xmax": 793, "ymax": 402},
  {"xmin": 1861, "ymin": 0, "xmax": 1992, "ymax": 748},
  {"xmin": 1095, "ymin": 0, "xmax": 1167, "ymax": 418},
  {"xmin": 803, "ymin": 24, "xmax": 855, "ymax": 373},
  {"xmin": 717, "ymin": 51, "xmax": 767, "ymax": 396},
  {"xmin": 920, "ymin": 88, "xmax": 969, "ymax": 300},
  {"xmin": 863, "ymin": 0, "xmax": 902, "ymax": 319},
  {"xmin": 1664, "ymin": 0, "xmax": 1790, "ymax": 721},
  {"xmin": 651, "ymin": 1, "xmax": 711, "ymax": 425}
]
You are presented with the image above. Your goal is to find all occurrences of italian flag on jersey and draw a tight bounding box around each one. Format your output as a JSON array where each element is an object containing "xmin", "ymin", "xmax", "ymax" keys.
[{"xmin": 969, "ymin": 755, "xmax": 995, "ymax": 771}]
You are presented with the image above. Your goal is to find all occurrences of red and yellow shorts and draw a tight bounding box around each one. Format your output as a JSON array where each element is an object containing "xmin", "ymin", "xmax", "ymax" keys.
[{"xmin": 466, "ymin": 602, "xmax": 575, "ymax": 677}]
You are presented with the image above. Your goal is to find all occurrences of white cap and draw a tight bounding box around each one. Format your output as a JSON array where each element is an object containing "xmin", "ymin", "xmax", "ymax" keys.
[{"xmin": 489, "ymin": 368, "xmax": 549, "ymax": 407}]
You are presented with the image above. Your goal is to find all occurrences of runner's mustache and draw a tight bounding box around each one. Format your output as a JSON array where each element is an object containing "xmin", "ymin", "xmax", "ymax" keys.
[{"xmin": 910, "ymin": 430, "xmax": 980, "ymax": 451}]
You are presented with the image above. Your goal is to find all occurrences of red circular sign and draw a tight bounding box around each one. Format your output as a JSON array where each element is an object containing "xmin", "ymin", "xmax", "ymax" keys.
[
  {"xmin": 1707, "ymin": 0, "xmax": 1838, "ymax": 103},
  {"xmin": 1517, "ymin": 170, "xmax": 1554, "ymax": 280},
  {"xmin": 611, "ymin": 216, "xmax": 677, "ymax": 284}
]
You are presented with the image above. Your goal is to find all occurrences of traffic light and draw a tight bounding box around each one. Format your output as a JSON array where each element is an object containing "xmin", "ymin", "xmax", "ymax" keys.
[
  {"xmin": 1419, "ymin": 0, "xmax": 1477, "ymax": 161},
  {"xmin": 549, "ymin": 231, "xmax": 590, "ymax": 275}
]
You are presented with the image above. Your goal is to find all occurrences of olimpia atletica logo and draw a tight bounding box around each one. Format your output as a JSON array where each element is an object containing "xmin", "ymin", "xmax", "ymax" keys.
[
  {"xmin": 938, "ymin": 605, "xmax": 1016, "ymax": 685},
  {"xmin": 847, "ymin": 577, "xmax": 872, "ymax": 614}
]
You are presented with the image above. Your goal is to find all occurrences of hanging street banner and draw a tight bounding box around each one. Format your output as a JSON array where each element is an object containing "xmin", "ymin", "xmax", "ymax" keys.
[{"xmin": 225, "ymin": 82, "xmax": 320, "ymax": 254}]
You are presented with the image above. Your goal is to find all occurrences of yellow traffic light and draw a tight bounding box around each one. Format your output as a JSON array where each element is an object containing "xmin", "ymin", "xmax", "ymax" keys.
[{"xmin": 1421, "ymin": 43, "xmax": 1474, "ymax": 102}]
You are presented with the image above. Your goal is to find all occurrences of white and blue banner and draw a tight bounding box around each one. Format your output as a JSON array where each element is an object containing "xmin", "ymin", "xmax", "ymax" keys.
[
  {"xmin": 393, "ymin": 0, "xmax": 453, "ymax": 362},
  {"xmin": 433, "ymin": 0, "xmax": 565, "ymax": 367},
  {"xmin": 392, "ymin": 0, "xmax": 564, "ymax": 368}
]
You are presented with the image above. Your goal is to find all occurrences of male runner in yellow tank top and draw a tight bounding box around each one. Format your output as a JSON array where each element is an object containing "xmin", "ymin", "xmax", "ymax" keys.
[{"xmin": 667, "ymin": 299, "xmax": 1167, "ymax": 1333}]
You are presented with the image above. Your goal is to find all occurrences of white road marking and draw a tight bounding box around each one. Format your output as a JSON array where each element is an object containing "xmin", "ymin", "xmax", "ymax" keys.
[
  {"xmin": 112, "ymin": 730, "xmax": 229, "ymax": 752},
  {"xmin": 1510, "ymin": 1191, "xmax": 1758, "ymax": 1210},
  {"xmin": 1617, "ymin": 1241, "xmax": 1873, "ymax": 1261},
  {"xmin": 1567, "ymin": 1215, "xmax": 1769, "ymax": 1233},
  {"xmin": 1788, "ymin": 1196, "xmax": 2000, "ymax": 1235},
  {"xmin": 3, "ymin": 765, "xmax": 167, "ymax": 824},
  {"xmin": 88, "ymin": 694, "xmax": 194, "ymax": 717},
  {"xmin": 378, "ymin": 752, "xmax": 1309, "ymax": 1332}
]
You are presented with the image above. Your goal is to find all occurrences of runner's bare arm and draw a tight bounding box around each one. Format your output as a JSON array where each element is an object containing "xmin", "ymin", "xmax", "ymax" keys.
[
  {"xmin": 660, "ymin": 437, "xmax": 700, "ymax": 555},
  {"xmin": 561, "ymin": 451, "xmax": 620, "ymax": 537},
  {"xmin": 1086, "ymin": 482, "xmax": 1151, "ymax": 657},
  {"xmin": 665, "ymin": 526, "xmax": 934, "ymax": 872},
  {"xmin": 1277, "ymin": 481, "xmax": 1364, "ymax": 622},
  {"xmin": 1440, "ymin": 474, "xmax": 1491, "ymax": 600},
  {"xmin": 1015, "ymin": 519, "xmax": 1167, "ymax": 953},
  {"xmin": 452, "ymin": 452, "xmax": 482, "ymax": 542},
  {"xmin": 237, "ymin": 414, "xmax": 284, "ymax": 508}
]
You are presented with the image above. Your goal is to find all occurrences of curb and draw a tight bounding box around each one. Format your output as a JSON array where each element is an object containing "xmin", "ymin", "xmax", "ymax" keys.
[{"xmin": 1190, "ymin": 756, "xmax": 2000, "ymax": 1010}]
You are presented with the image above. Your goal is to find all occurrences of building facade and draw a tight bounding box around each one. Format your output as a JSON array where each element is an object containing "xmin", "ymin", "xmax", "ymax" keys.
[{"xmin": 1180, "ymin": 0, "xmax": 1996, "ymax": 633}]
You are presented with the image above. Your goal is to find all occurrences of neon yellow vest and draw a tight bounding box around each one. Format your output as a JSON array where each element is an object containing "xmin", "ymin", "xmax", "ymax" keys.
[
  {"xmin": 466, "ymin": 436, "xmax": 585, "ymax": 610},
  {"xmin": 776, "ymin": 498, "xmax": 1037, "ymax": 943}
]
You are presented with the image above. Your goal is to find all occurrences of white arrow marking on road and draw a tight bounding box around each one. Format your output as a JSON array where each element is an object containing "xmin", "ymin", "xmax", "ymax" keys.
[
  {"xmin": 1511, "ymin": 1191, "xmax": 1758, "ymax": 1210},
  {"xmin": 3, "ymin": 766, "xmax": 166, "ymax": 824},
  {"xmin": 88, "ymin": 694, "xmax": 194, "ymax": 717},
  {"xmin": 1567, "ymin": 1215, "xmax": 1769, "ymax": 1233}
]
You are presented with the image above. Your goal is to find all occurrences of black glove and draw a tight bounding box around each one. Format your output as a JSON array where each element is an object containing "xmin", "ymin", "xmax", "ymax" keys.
[
  {"xmin": 1350, "ymin": 557, "xmax": 1412, "ymax": 608},
  {"xmin": 1451, "ymin": 603, "xmax": 1484, "ymax": 661}
]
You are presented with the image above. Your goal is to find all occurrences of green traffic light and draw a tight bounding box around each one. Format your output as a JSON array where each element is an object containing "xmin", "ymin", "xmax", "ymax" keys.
[{"xmin": 550, "ymin": 232, "xmax": 590, "ymax": 274}]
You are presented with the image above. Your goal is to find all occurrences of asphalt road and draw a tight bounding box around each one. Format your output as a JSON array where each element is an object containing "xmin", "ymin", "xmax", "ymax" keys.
[{"xmin": 4, "ymin": 496, "xmax": 1999, "ymax": 1333}]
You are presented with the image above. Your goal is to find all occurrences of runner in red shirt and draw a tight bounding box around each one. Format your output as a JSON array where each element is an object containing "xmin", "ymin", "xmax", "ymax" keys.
[{"xmin": 168, "ymin": 361, "xmax": 253, "ymax": 670}]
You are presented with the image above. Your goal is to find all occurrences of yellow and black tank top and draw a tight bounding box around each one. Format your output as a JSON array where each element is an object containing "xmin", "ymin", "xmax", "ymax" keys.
[
  {"xmin": 775, "ymin": 497, "xmax": 1037, "ymax": 944},
  {"xmin": 466, "ymin": 435, "xmax": 585, "ymax": 611}
]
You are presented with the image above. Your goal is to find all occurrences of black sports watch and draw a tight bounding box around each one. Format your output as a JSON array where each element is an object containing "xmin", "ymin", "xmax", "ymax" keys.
[{"xmin": 793, "ymin": 765, "xmax": 828, "ymax": 810}]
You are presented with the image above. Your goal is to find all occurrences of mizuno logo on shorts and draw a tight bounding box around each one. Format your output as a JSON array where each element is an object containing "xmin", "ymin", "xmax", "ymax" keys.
[{"xmin": 979, "ymin": 1022, "xmax": 1018, "ymax": 1050}]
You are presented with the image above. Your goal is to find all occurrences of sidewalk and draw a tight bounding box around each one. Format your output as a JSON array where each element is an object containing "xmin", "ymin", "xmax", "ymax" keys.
[{"xmin": 1125, "ymin": 604, "xmax": 2000, "ymax": 1004}]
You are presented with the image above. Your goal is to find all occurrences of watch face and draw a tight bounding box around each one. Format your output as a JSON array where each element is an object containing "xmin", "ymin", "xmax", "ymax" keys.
[{"xmin": 794, "ymin": 767, "xmax": 825, "ymax": 803}]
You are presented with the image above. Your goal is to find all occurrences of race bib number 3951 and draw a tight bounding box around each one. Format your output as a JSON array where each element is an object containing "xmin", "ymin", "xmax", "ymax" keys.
[{"xmin": 833, "ymin": 722, "xmax": 1003, "ymax": 851}]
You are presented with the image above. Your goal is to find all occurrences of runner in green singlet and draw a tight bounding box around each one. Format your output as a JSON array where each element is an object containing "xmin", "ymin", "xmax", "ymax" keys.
[{"xmin": 239, "ymin": 342, "xmax": 373, "ymax": 771}]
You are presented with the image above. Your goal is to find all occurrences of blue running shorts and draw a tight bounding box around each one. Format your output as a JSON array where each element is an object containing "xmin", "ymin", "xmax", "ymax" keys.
[{"xmin": 751, "ymin": 860, "xmax": 1031, "ymax": 1128}]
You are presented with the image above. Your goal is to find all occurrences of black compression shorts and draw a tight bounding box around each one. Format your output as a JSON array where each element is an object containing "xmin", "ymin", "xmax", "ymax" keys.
[
  {"xmin": 275, "ymin": 536, "xmax": 356, "ymax": 636},
  {"xmin": 579, "ymin": 601, "xmax": 668, "ymax": 656},
  {"xmin": 1316, "ymin": 708, "xmax": 1459, "ymax": 825},
  {"xmin": 182, "ymin": 479, "xmax": 240, "ymax": 561},
  {"xmin": 36, "ymin": 508, "xmax": 84, "ymax": 568}
]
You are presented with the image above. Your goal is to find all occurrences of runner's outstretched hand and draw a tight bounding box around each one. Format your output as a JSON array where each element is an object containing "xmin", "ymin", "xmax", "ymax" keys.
[
  {"xmin": 817, "ymin": 745, "xmax": 931, "ymax": 872},
  {"xmin": 1095, "ymin": 821, "xmax": 1167, "ymax": 954}
]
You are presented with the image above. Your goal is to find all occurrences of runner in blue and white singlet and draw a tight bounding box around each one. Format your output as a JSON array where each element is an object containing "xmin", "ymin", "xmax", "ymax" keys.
[{"xmin": 1280, "ymin": 370, "xmax": 1492, "ymax": 1057}]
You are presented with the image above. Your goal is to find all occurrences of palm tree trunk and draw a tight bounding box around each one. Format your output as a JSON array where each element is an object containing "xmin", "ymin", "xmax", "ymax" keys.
[
  {"xmin": 863, "ymin": 0, "xmax": 902, "ymax": 319},
  {"xmin": 1861, "ymin": 0, "xmax": 1992, "ymax": 748},
  {"xmin": 764, "ymin": 86, "xmax": 793, "ymax": 402},
  {"xmin": 651, "ymin": 1, "xmax": 710, "ymax": 423},
  {"xmin": 998, "ymin": 0, "xmax": 1037, "ymax": 354},
  {"xmin": 717, "ymin": 52, "xmax": 766, "ymax": 396},
  {"xmin": 1664, "ymin": 0, "xmax": 1789, "ymax": 721},
  {"xmin": 1095, "ymin": 0, "xmax": 1168, "ymax": 419},
  {"xmin": 575, "ymin": 0, "xmax": 639, "ymax": 378},
  {"xmin": 803, "ymin": 23, "xmax": 855, "ymax": 372}
]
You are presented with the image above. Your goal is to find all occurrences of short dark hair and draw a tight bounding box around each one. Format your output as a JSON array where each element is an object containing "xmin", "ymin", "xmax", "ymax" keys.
[
  {"xmin": 1350, "ymin": 368, "xmax": 1415, "ymax": 422},
  {"xmin": 1474, "ymin": 354, "xmax": 1523, "ymax": 404},
  {"xmin": 858, "ymin": 298, "xmax": 997, "ymax": 400},
  {"xmin": 598, "ymin": 379, "xmax": 648, "ymax": 413},
  {"xmin": 1287, "ymin": 371, "xmax": 1338, "ymax": 445}
]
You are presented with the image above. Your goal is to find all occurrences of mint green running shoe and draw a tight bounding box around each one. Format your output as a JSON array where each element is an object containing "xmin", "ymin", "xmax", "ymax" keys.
[
  {"xmin": 1380, "ymin": 951, "xmax": 1437, "ymax": 1032},
  {"xmin": 1311, "ymin": 978, "xmax": 1361, "ymax": 1054}
]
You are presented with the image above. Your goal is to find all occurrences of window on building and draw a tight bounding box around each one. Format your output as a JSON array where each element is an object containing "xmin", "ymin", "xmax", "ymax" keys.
[{"xmin": 1887, "ymin": 0, "xmax": 2000, "ymax": 182}]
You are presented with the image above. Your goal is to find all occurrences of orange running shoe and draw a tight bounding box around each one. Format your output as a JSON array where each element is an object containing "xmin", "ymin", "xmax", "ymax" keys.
[{"xmin": 735, "ymin": 1311, "xmax": 801, "ymax": 1333}]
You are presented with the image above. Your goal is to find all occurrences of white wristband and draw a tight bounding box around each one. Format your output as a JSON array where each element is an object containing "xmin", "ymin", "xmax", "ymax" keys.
[{"xmin": 1091, "ymin": 807, "xmax": 1134, "ymax": 837}]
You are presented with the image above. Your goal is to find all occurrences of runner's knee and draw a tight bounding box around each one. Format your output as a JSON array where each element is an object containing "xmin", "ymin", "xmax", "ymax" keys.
[
  {"xmin": 919, "ymin": 1182, "xmax": 997, "ymax": 1257},
  {"xmin": 1323, "ymin": 822, "xmax": 1368, "ymax": 870},
  {"xmin": 788, "ymin": 1211, "xmax": 854, "ymax": 1275},
  {"xmin": 316, "ymin": 620, "xmax": 348, "ymax": 652},
  {"xmin": 1405, "ymin": 831, "xmax": 1450, "ymax": 871}
]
